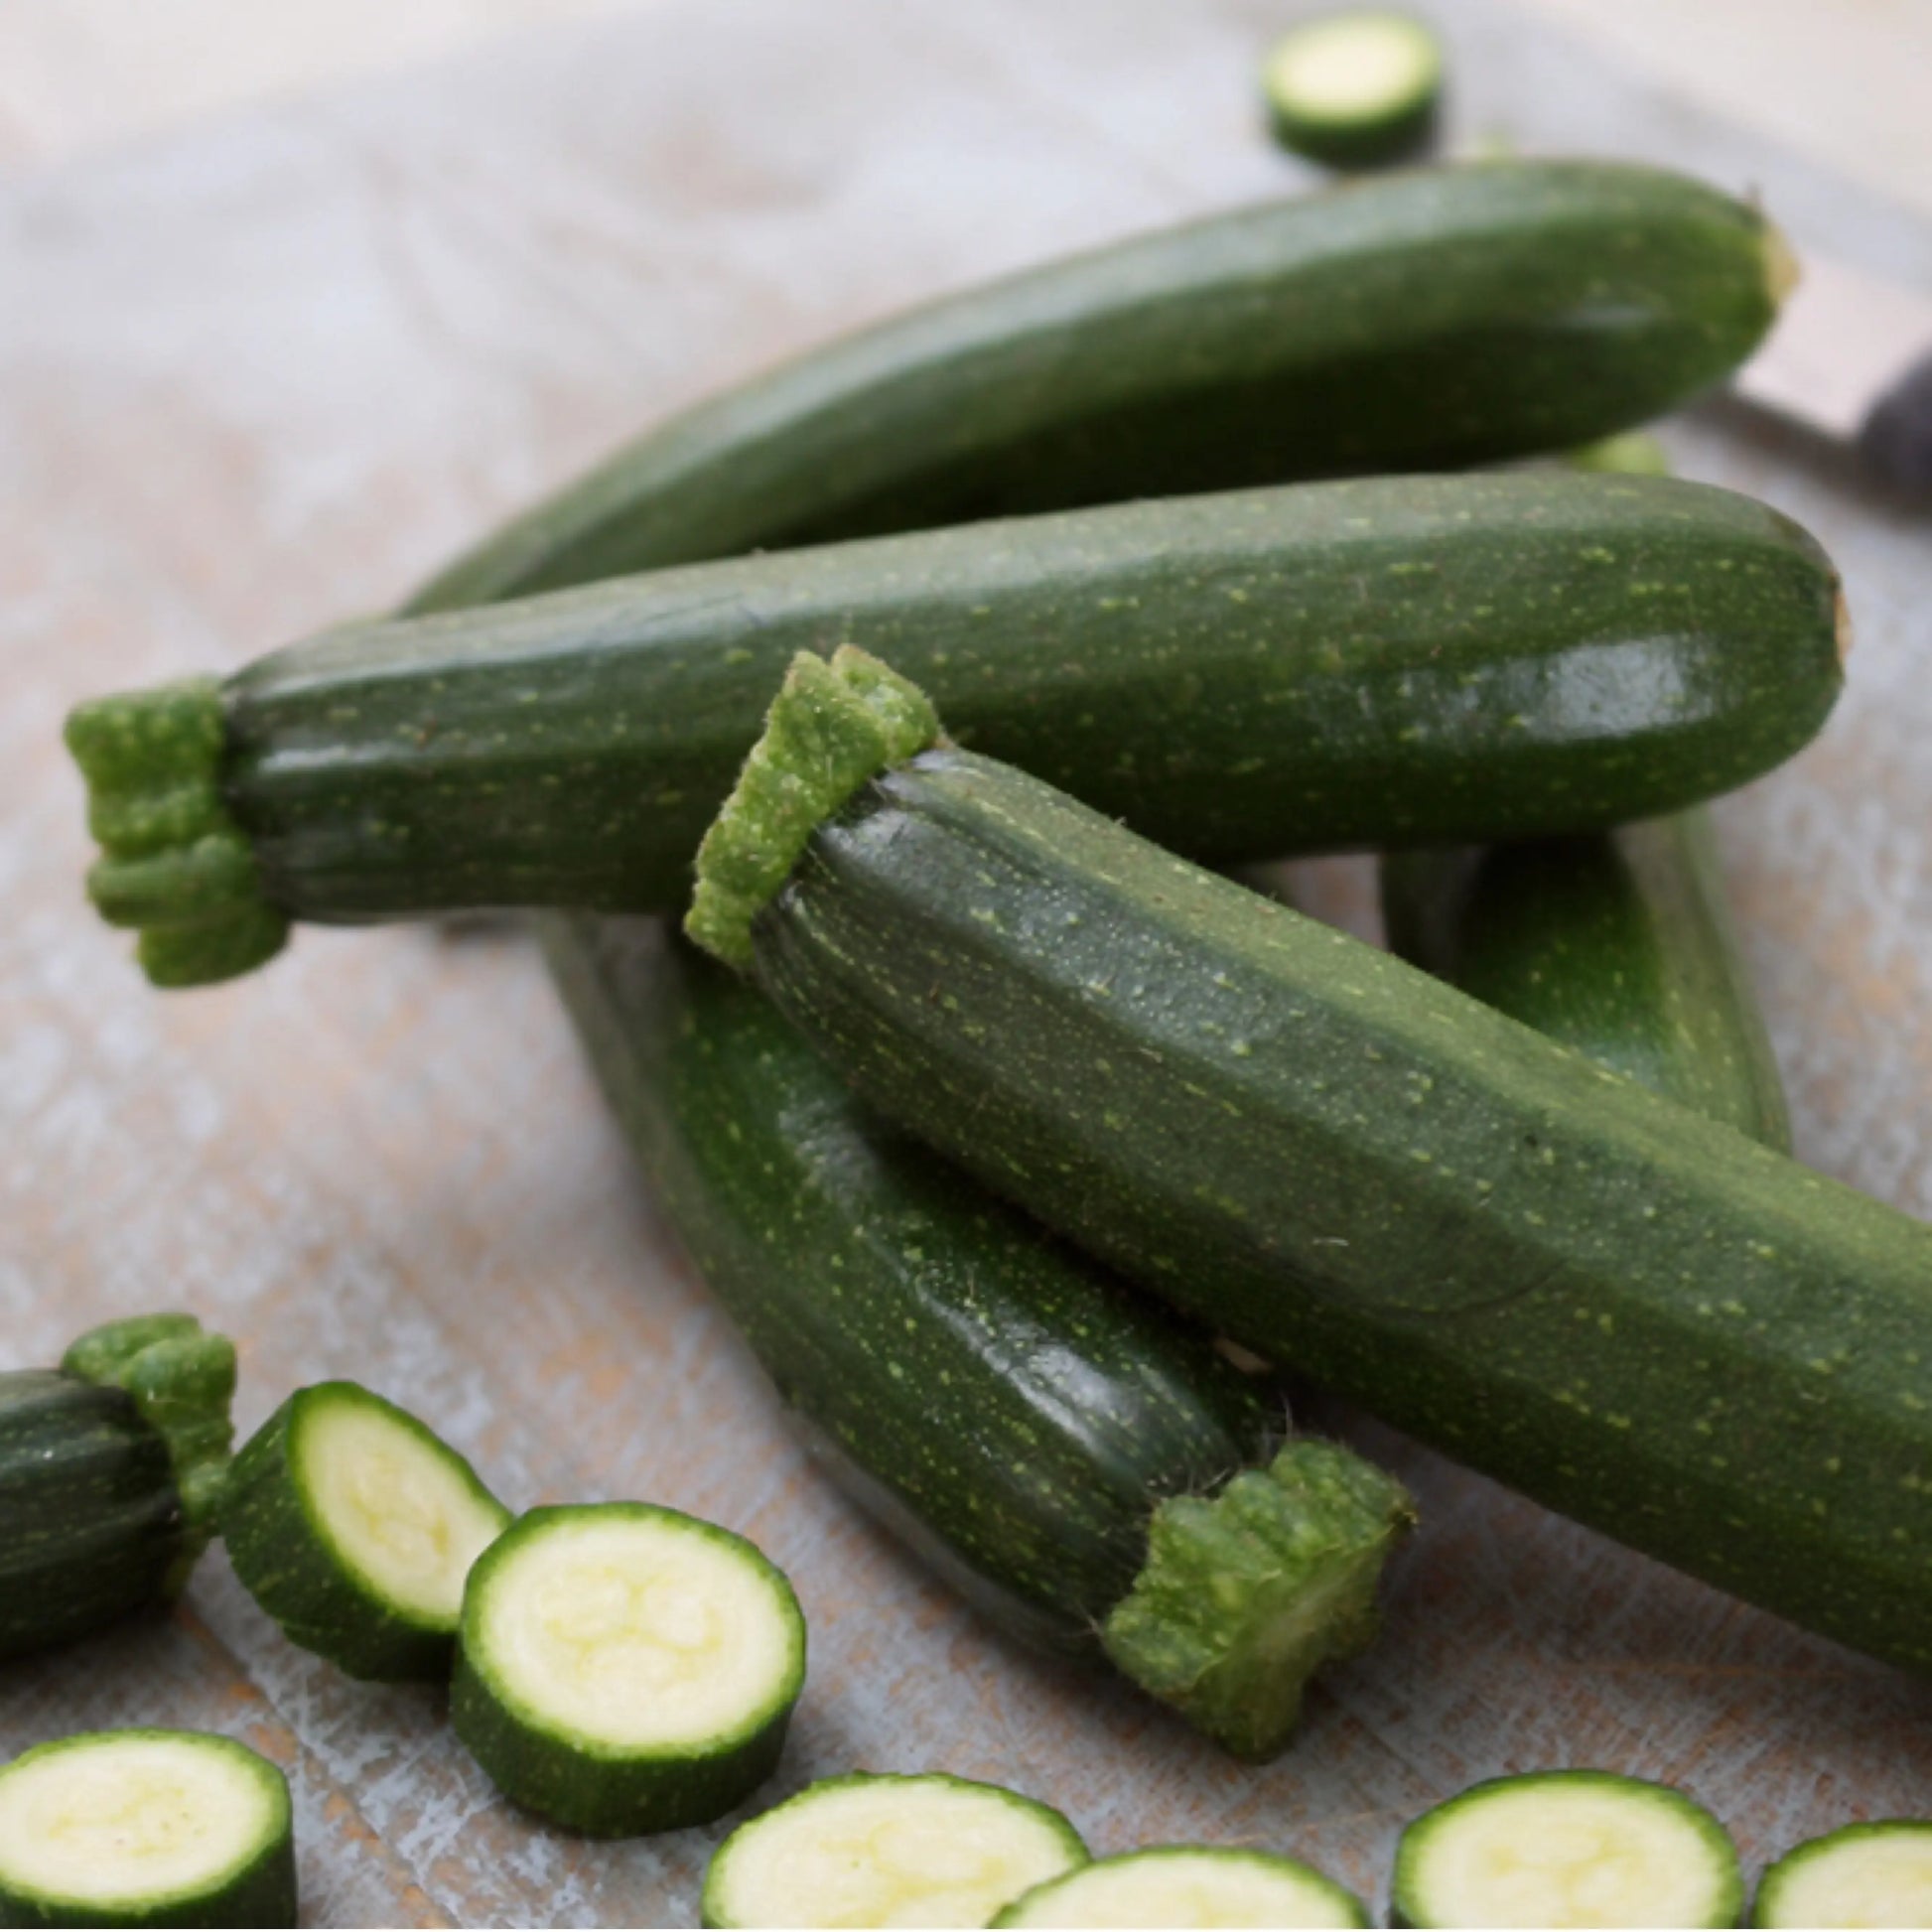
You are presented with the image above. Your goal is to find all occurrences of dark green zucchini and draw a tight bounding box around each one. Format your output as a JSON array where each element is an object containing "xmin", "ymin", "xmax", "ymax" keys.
[
  {"xmin": 1380, "ymin": 810, "xmax": 1790, "ymax": 1148},
  {"xmin": 69, "ymin": 472, "xmax": 1844, "ymax": 983},
  {"xmin": 687, "ymin": 648, "xmax": 1932, "ymax": 1677},
  {"xmin": 542, "ymin": 914, "xmax": 1413, "ymax": 1761},
  {"xmin": 405, "ymin": 159, "xmax": 1791, "ymax": 611},
  {"xmin": 0, "ymin": 1315, "xmax": 235, "ymax": 1664}
]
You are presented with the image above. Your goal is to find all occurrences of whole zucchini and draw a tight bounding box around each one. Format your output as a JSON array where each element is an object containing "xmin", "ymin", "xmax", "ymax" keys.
[
  {"xmin": 687, "ymin": 649, "xmax": 1932, "ymax": 1677},
  {"xmin": 68, "ymin": 473, "xmax": 1843, "ymax": 984},
  {"xmin": 405, "ymin": 159, "xmax": 1791, "ymax": 611},
  {"xmin": 1380, "ymin": 810, "xmax": 1790, "ymax": 1148},
  {"xmin": 0, "ymin": 1314, "xmax": 236, "ymax": 1662},
  {"xmin": 541, "ymin": 914, "xmax": 1414, "ymax": 1760}
]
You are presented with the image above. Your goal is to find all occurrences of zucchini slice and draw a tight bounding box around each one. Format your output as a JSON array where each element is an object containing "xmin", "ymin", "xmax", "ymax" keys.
[
  {"xmin": 222, "ymin": 1381, "xmax": 511, "ymax": 1682},
  {"xmin": 1390, "ymin": 1770, "xmax": 1742, "ymax": 1928},
  {"xmin": 1753, "ymin": 1820, "xmax": 1932, "ymax": 1928},
  {"xmin": 0, "ymin": 1312, "xmax": 234, "ymax": 1662},
  {"xmin": 994, "ymin": 1845, "xmax": 1370, "ymax": 1926},
  {"xmin": 1262, "ymin": 12, "xmax": 1444, "ymax": 169},
  {"xmin": 701, "ymin": 1772, "xmax": 1086, "ymax": 1929},
  {"xmin": 0, "ymin": 1729, "xmax": 295, "ymax": 1929},
  {"xmin": 452, "ymin": 1502, "xmax": 806, "ymax": 1837}
]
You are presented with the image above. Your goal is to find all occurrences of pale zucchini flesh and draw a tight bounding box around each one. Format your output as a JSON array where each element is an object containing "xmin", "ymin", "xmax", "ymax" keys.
[
  {"xmin": 995, "ymin": 1845, "xmax": 1369, "ymax": 1927},
  {"xmin": 1752, "ymin": 1820, "xmax": 1932, "ymax": 1928},
  {"xmin": 701, "ymin": 1772, "xmax": 1086, "ymax": 1929},
  {"xmin": 1263, "ymin": 12, "xmax": 1443, "ymax": 168}
]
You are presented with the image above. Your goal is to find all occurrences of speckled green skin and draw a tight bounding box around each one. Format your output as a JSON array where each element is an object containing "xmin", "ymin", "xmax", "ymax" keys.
[
  {"xmin": 1751, "ymin": 1820, "xmax": 1932, "ymax": 1927},
  {"xmin": 404, "ymin": 160, "xmax": 1784, "ymax": 612},
  {"xmin": 221, "ymin": 1383, "xmax": 510, "ymax": 1683},
  {"xmin": 200, "ymin": 472, "xmax": 1841, "ymax": 933},
  {"xmin": 717, "ymin": 742, "xmax": 1932, "ymax": 1676},
  {"xmin": 1380, "ymin": 809, "xmax": 1791, "ymax": 1149},
  {"xmin": 0, "ymin": 1315, "xmax": 236, "ymax": 1662},
  {"xmin": 994, "ymin": 1845, "xmax": 1370, "ymax": 1927},
  {"xmin": 542, "ymin": 916, "xmax": 1411, "ymax": 1757}
]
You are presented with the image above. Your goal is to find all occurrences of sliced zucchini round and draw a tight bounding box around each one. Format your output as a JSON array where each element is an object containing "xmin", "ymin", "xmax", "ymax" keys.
[
  {"xmin": 1261, "ymin": 11, "xmax": 1443, "ymax": 169},
  {"xmin": 452, "ymin": 1502, "xmax": 805, "ymax": 1838},
  {"xmin": 994, "ymin": 1844, "xmax": 1369, "ymax": 1926},
  {"xmin": 222, "ymin": 1380, "xmax": 511, "ymax": 1682},
  {"xmin": 1391, "ymin": 1770, "xmax": 1743, "ymax": 1928},
  {"xmin": 702, "ymin": 1772, "xmax": 1087, "ymax": 1929},
  {"xmin": 1753, "ymin": 1820, "xmax": 1932, "ymax": 1928},
  {"xmin": 0, "ymin": 1729, "xmax": 295, "ymax": 1929}
]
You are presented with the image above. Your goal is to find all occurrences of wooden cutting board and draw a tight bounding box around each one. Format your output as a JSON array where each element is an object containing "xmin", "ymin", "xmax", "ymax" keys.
[{"xmin": 2, "ymin": 0, "xmax": 1928, "ymax": 1922}]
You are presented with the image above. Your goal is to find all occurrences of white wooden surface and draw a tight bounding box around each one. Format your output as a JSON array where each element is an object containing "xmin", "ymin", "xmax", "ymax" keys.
[{"xmin": 2, "ymin": 1, "xmax": 1930, "ymax": 1924}]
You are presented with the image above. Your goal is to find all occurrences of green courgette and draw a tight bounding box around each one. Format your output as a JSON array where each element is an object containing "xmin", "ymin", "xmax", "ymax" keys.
[
  {"xmin": 69, "ymin": 472, "xmax": 1844, "ymax": 983},
  {"xmin": 995, "ymin": 1845, "xmax": 1371, "ymax": 1926},
  {"xmin": 451, "ymin": 1502, "xmax": 806, "ymax": 1837},
  {"xmin": 688, "ymin": 647, "xmax": 1932, "ymax": 1677},
  {"xmin": 1752, "ymin": 1819, "xmax": 1932, "ymax": 1927},
  {"xmin": 221, "ymin": 1381, "xmax": 512, "ymax": 1682},
  {"xmin": 0, "ymin": 1729, "xmax": 296, "ymax": 1929},
  {"xmin": 542, "ymin": 915, "xmax": 1415, "ymax": 1760},
  {"xmin": 0, "ymin": 1313, "xmax": 234, "ymax": 1663},
  {"xmin": 1390, "ymin": 1770, "xmax": 1742, "ymax": 1928},
  {"xmin": 406, "ymin": 160, "xmax": 1792, "ymax": 611},
  {"xmin": 700, "ymin": 1772, "xmax": 1087, "ymax": 1929},
  {"xmin": 1380, "ymin": 810, "xmax": 1790, "ymax": 1147},
  {"xmin": 1261, "ymin": 12, "xmax": 1444, "ymax": 170}
]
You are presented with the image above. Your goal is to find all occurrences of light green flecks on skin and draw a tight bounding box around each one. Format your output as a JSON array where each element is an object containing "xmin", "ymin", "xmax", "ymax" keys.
[
  {"xmin": 63, "ymin": 1312, "xmax": 238, "ymax": 1571},
  {"xmin": 65, "ymin": 677, "xmax": 290, "ymax": 986},
  {"xmin": 1100, "ymin": 1439, "xmax": 1416, "ymax": 1760},
  {"xmin": 688, "ymin": 646, "xmax": 941, "ymax": 966}
]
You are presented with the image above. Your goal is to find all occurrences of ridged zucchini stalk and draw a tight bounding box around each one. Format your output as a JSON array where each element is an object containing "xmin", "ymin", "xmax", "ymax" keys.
[
  {"xmin": 542, "ymin": 915, "xmax": 1414, "ymax": 1760},
  {"xmin": 686, "ymin": 648, "xmax": 1932, "ymax": 1678}
]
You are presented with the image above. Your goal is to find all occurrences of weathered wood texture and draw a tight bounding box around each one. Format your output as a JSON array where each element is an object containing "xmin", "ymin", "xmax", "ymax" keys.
[{"xmin": 1, "ymin": 1, "xmax": 1928, "ymax": 1923}]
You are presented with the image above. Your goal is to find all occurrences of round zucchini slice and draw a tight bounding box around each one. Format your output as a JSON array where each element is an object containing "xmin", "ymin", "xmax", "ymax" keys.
[
  {"xmin": 452, "ymin": 1502, "xmax": 806, "ymax": 1838},
  {"xmin": 702, "ymin": 1772, "xmax": 1086, "ymax": 1928},
  {"xmin": 1753, "ymin": 1820, "xmax": 1932, "ymax": 1928},
  {"xmin": 1261, "ymin": 11, "xmax": 1443, "ymax": 169},
  {"xmin": 994, "ymin": 1844, "xmax": 1369, "ymax": 1926},
  {"xmin": 222, "ymin": 1380, "xmax": 512, "ymax": 1682},
  {"xmin": 0, "ymin": 1729, "xmax": 295, "ymax": 1929},
  {"xmin": 1391, "ymin": 1770, "xmax": 1742, "ymax": 1928}
]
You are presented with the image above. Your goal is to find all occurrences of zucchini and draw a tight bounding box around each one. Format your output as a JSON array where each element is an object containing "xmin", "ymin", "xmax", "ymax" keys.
[
  {"xmin": 451, "ymin": 1501, "xmax": 806, "ymax": 1837},
  {"xmin": 700, "ymin": 1771, "xmax": 1086, "ymax": 1929},
  {"xmin": 1262, "ymin": 12, "xmax": 1444, "ymax": 170},
  {"xmin": 1379, "ymin": 810, "xmax": 1791, "ymax": 1148},
  {"xmin": 0, "ymin": 1313, "xmax": 234, "ymax": 1663},
  {"xmin": 0, "ymin": 1729, "xmax": 295, "ymax": 1929},
  {"xmin": 541, "ymin": 915, "xmax": 1415, "ymax": 1760},
  {"xmin": 995, "ymin": 1845, "xmax": 1370, "ymax": 1926},
  {"xmin": 70, "ymin": 472, "xmax": 1845, "ymax": 983},
  {"xmin": 688, "ymin": 648, "xmax": 1932, "ymax": 1676},
  {"xmin": 221, "ymin": 1381, "xmax": 511, "ymax": 1682},
  {"xmin": 1753, "ymin": 1819, "xmax": 1932, "ymax": 1928},
  {"xmin": 406, "ymin": 160, "xmax": 1792, "ymax": 612}
]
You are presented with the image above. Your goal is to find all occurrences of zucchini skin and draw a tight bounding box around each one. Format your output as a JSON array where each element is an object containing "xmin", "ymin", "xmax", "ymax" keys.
[
  {"xmin": 1380, "ymin": 809, "xmax": 1791, "ymax": 1148},
  {"xmin": 731, "ymin": 743, "xmax": 1932, "ymax": 1676},
  {"xmin": 214, "ymin": 473, "xmax": 1840, "ymax": 923},
  {"xmin": 405, "ymin": 160, "xmax": 1786, "ymax": 611}
]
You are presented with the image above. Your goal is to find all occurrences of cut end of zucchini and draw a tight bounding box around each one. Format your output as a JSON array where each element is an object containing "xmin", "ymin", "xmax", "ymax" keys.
[
  {"xmin": 1753, "ymin": 1819, "xmax": 1932, "ymax": 1929},
  {"xmin": 702, "ymin": 1772, "xmax": 1086, "ymax": 1929},
  {"xmin": 0, "ymin": 1729, "xmax": 295, "ymax": 1928},
  {"xmin": 1761, "ymin": 218, "xmax": 1803, "ymax": 311},
  {"xmin": 1100, "ymin": 1439, "xmax": 1415, "ymax": 1762},
  {"xmin": 1262, "ymin": 12, "xmax": 1443, "ymax": 170},
  {"xmin": 687, "ymin": 646, "xmax": 941, "ymax": 968},
  {"xmin": 1565, "ymin": 431, "xmax": 1671, "ymax": 477},
  {"xmin": 1392, "ymin": 1769, "xmax": 1742, "ymax": 1928},
  {"xmin": 994, "ymin": 1844, "xmax": 1370, "ymax": 1927},
  {"xmin": 66, "ymin": 678, "xmax": 289, "ymax": 988}
]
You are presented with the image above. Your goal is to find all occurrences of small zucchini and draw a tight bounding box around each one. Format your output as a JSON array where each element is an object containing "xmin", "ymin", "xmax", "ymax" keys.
[
  {"xmin": 221, "ymin": 1381, "xmax": 511, "ymax": 1682},
  {"xmin": 0, "ymin": 1729, "xmax": 295, "ymax": 1929},
  {"xmin": 451, "ymin": 1502, "xmax": 806, "ymax": 1837},
  {"xmin": 1753, "ymin": 1819, "xmax": 1932, "ymax": 1928},
  {"xmin": 405, "ymin": 160, "xmax": 1792, "ymax": 611},
  {"xmin": 0, "ymin": 1313, "xmax": 234, "ymax": 1663},
  {"xmin": 1261, "ymin": 12, "xmax": 1444, "ymax": 169},
  {"xmin": 701, "ymin": 1772, "xmax": 1086, "ymax": 1929},
  {"xmin": 542, "ymin": 916, "xmax": 1415, "ymax": 1761},
  {"xmin": 687, "ymin": 647, "xmax": 1932, "ymax": 1678},
  {"xmin": 1390, "ymin": 1770, "xmax": 1742, "ymax": 1928},
  {"xmin": 995, "ymin": 1845, "xmax": 1370, "ymax": 1926}
]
